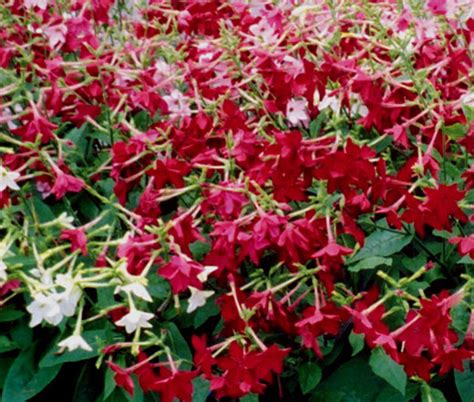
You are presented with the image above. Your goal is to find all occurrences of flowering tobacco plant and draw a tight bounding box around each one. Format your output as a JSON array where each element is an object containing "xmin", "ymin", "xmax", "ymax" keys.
[{"xmin": 0, "ymin": 0, "xmax": 473, "ymax": 401}]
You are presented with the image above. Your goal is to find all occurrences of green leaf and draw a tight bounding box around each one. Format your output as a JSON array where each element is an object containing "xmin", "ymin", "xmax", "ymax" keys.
[
  {"xmin": 462, "ymin": 104, "xmax": 474, "ymax": 122},
  {"xmin": 421, "ymin": 383, "xmax": 447, "ymax": 402},
  {"xmin": 369, "ymin": 347, "xmax": 406, "ymax": 395},
  {"xmin": 240, "ymin": 394, "xmax": 259, "ymax": 402},
  {"xmin": 39, "ymin": 330, "xmax": 105, "ymax": 368},
  {"xmin": 161, "ymin": 323, "xmax": 192, "ymax": 369},
  {"xmin": 310, "ymin": 357, "xmax": 385, "ymax": 402},
  {"xmin": 298, "ymin": 362, "xmax": 322, "ymax": 394},
  {"xmin": 454, "ymin": 361, "xmax": 474, "ymax": 402},
  {"xmin": 348, "ymin": 229, "xmax": 412, "ymax": 263},
  {"xmin": 0, "ymin": 357, "xmax": 14, "ymax": 389},
  {"xmin": 375, "ymin": 385, "xmax": 406, "ymax": 402},
  {"xmin": 3, "ymin": 344, "xmax": 62, "ymax": 402},
  {"xmin": 192, "ymin": 376, "xmax": 210, "ymax": 402},
  {"xmin": 0, "ymin": 306, "xmax": 24, "ymax": 322},
  {"xmin": 451, "ymin": 301, "xmax": 470, "ymax": 336},
  {"xmin": 309, "ymin": 112, "xmax": 325, "ymax": 138},
  {"xmin": 349, "ymin": 331, "xmax": 365, "ymax": 356},
  {"xmin": 348, "ymin": 256, "xmax": 392, "ymax": 272},
  {"xmin": 193, "ymin": 299, "xmax": 219, "ymax": 328},
  {"xmin": 442, "ymin": 123, "xmax": 466, "ymax": 140},
  {"xmin": 189, "ymin": 241, "xmax": 211, "ymax": 261},
  {"xmin": 0, "ymin": 336, "xmax": 18, "ymax": 353}
]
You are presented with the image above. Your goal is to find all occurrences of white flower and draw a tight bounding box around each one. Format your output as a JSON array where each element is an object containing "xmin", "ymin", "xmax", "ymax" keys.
[
  {"xmin": 197, "ymin": 265, "xmax": 218, "ymax": 282},
  {"xmin": 115, "ymin": 283, "xmax": 152, "ymax": 302},
  {"xmin": 186, "ymin": 287, "xmax": 215, "ymax": 313},
  {"xmin": 0, "ymin": 165, "xmax": 20, "ymax": 192},
  {"xmin": 26, "ymin": 293, "xmax": 62, "ymax": 327},
  {"xmin": 318, "ymin": 94, "xmax": 341, "ymax": 115},
  {"xmin": 249, "ymin": 19, "xmax": 277, "ymax": 45},
  {"xmin": 24, "ymin": 0, "xmax": 48, "ymax": 10},
  {"xmin": 461, "ymin": 93, "xmax": 474, "ymax": 108},
  {"xmin": 44, "ymin": 24, "xmax": 67, "ymax": 49},
  {"xmin": 58, "ymin": 334, "xmax": 92, "ymax": 352},
  {"xmin": 0, "ymin": 260, "xmax": 7, "ymax": 282},
  {"xmin": 54, "ymin": 287, "xmax": 81, "ymax": 317},
  {"xmin": 115, "ymin": 309, "xmax": 154, "ymax": 333},
  {"xmin": 163, "ymin": 90, "xmax": 191, "ymax": 119},
  {"xmin": 57, "ymin": 212, "xmax": 75, "ymax": 228},
  {"xmin": 286, "ymin": 99, "xmax": 309, "ymax": 127}
]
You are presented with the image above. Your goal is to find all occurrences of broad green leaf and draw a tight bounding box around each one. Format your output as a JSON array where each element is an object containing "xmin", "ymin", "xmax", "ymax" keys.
[
  {"xmin": 0, "ymin": 306, "xmax": 24, "ymax": 322},
  {"xmin": 309, "ymin": 112, "xmax": 325, "ymax": 138},
  {"xmin": 310, "ymin": 357, "xmax": 385, "ymax": 402},
  {"xmin": 298, "ymin": 362, "xmax": 322, "ymax": 394},
  {"xmin": 193, "ymin": 300, "xmax": 219, "ymax": 328},
  {"xmin": 442, "ymin": 123, "xmax": 466, "ymax": 140},
  {"xmin": 39, "ymin": 330, "xmax": 106, "ymax": 367},
  {"xmin": 451, "ymin": 301, "xmax": 470, "ymax": 337},
  {"xmin": 240, "ymin": 394, "xmax": 259, "ymax": 402},
  {"xmin": 349, "ymin": 229, "xmax": 412, "ymax": 263},
  {"xmin": 348, "ymin": 256, "xmax": 392, "ymax": 272},
  {"xmin": 192, "ymin": 376, "xmax": 210, "ymax": 402},
  {"xmin": 0, "ymin": 336, "xmax": 18, "ymax": 353},
  {"xmin": 421, "ymin": 383, "xmax": 447, "ymax": 402},
  {"xmin": 375, "ymin": 385, "xmax": 406, "ymax": 402},
  {"xmin": 454, "ymin": 361, "xmax": 474, "ymax": 402},
  {"xmin": 161, "ymin": 322, "xmax": 192, "ymax": 369},
  {"xmin": 189, "ymin": 241, "xmax": 211, "ymax": 261},
  {"xmin": 349, "ymin": 331, "xmax": 365, "ymax": 356},
  {"xmin": 3, "ymin": 344, "xmax": 62, "ymax": 402},
  {"xmin": 369, "ymin": 348, "xmax": 406, "ymax": 395}
]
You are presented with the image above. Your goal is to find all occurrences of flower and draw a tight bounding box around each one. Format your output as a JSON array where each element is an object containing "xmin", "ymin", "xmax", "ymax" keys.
[
  {"xmin": 286, "ymin": 99, "xmax": 309, "ymax": 127},
  {"xmin": 24, "ymin": 0, "xmax": 48, "ymax": 10},
  {"xmin": 186, "ymin": 287, "xmax": 215, "ymax": 313},
  {"xmin": 115, "ymin": 283, "xmax": 152, "ymax": 302},
  {"xmin": 0, "ymin": 261, "xmax": 7, "ymax": 283},
  {"xmin": 51, "ymin": 171, "xmax": 84, "ymax": 200},
  {"xmin": 26, "ymin": 293, "xmax": 62, "ymax": 327},
  {"xmin": 249, "ymin": 19, "xmax": 277, "ymax": 45},
  {"xmin": 163, "ymin": 89, "xmax": 191, "ymax": 119},
  {"xmin": 58, "ymin": 334, "xmax": 92, "ymax": 352},
  {"xmin": 0, "ymin": 165, "xmax": 20, "ymax": 192},
  {"xmin": 318, "ymin": 94, "xmax": 341, "ymax": 115},
  {"xmin": 44, "ymin": 23, "xmax": 67, "ymax": 49},
  {"xmin": 115, "ymin": 309, "xmax": 154, "ymax": 333},
  {"xmin": 197, "ymin": 265, "xmax": 218, "ymax": 282}
]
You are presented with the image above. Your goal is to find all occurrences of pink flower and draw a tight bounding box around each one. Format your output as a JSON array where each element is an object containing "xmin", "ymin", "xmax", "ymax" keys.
[{"xmin": 51, "ymin": 172, "xmax": 84, "ymax": 200}]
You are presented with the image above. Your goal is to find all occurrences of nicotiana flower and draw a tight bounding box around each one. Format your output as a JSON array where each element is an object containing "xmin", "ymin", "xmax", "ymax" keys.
[
  {"xmin": 115, "ymin": 282, "xmax": 152, "ymax": 302},
  {"xmin": 43, "ymin": 23, "xmax": 67, "ymax": 49},
  {"xmin": 26, "ymin": 293, "xmax": 62, "ymax": 327},
  {"xmin": 0, "ymin": 165, "xmax": 20, "ymax": 192},
  {"xmin": 186, "ymin": 287, "xmax": 215, "ymax": 313},
  {"xmin": 58, "ymin": 334, "xmax": 92, "ymax": 352},
  {"xmin": 197, "ymin": 265, "xmax": 218, "ymax": 282},
  {"xmin": 249, "ymin": 19, "xmax": 278, "ymax": 45},
  {"xmin": 24, "ymin": 0, "xmax": 48, "ymax": 10},
  {"xmin": 0, "ymin": 260, "xmax": 7, "ymax": 283},
  {"xmin": 115, "ymin": 309, "xmax": 154, "ymax": 333},
  {"xmin": 318, "ymin": 94, "xmax": 341, "ymax": 115},
  {"xmin": 286, "ymin": 99, "xmax": 310, "ymax": 127},
  {"xmin": 163, "ymin": 90, "xmax": 191, "ymax": 119},
  {"xmin": 461, "ymin": 92, "xmax": 474, "ymax": 108}
]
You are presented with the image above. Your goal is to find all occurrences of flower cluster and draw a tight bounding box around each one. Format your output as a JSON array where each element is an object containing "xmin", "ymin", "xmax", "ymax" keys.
[{"xmin": 0, "ymin": 0, "xmax": 473, "ymax": 401}]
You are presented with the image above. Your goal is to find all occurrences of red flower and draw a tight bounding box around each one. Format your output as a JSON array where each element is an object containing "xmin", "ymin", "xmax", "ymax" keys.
[
  {"xmin": 151, "ymin": 367, "xmax": 197, "ymax": 402},
  {"xmin": 448, "ymin": 235, "xmax": 474, "ymax": 259},
  {"xmin": 60, "ymin": 228, "xmax": 88, "ymax": 256},
  {"xmin": 158, "ymin": 255, "xmax": 203, "ymax": 294},
  {"xmin": 51, "ymin": 171, "xmax": 84, "ymax": 200},
  {"xmin": 107, "ymin": 361, "xmax": 134, "ymax": 397}
]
